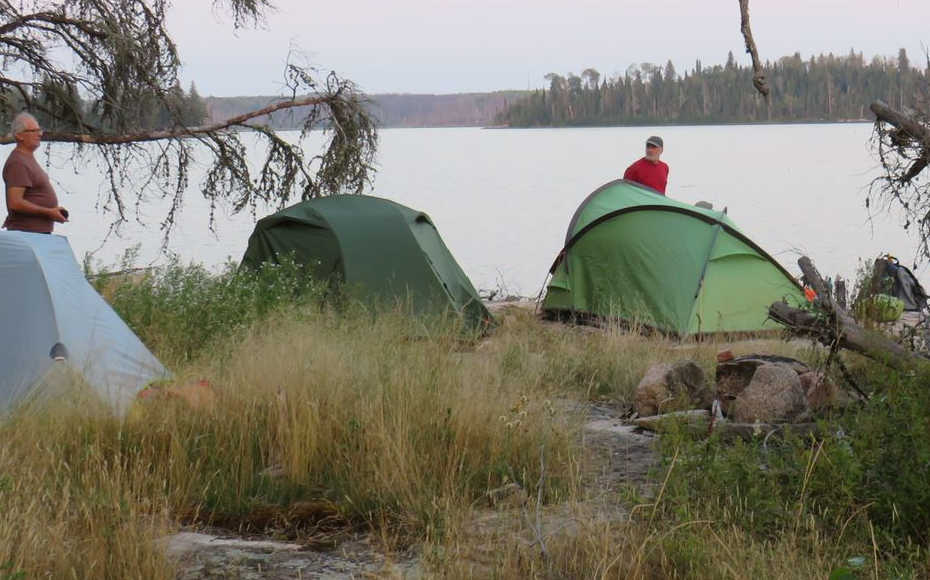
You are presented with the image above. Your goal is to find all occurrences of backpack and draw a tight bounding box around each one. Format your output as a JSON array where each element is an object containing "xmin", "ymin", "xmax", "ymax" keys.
[{"xmin": 870, "ymin": 255, "xmax": 929, "ymax": 311}]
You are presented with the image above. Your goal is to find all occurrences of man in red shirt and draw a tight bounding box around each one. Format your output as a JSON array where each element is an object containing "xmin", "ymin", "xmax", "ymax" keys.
[
  {"xmin": 623, "ymin": 135, "xmax": 669, "ymax": 195},
  {"xmin": 3, "ymin": 112, "xmax": 69, "ymax": 233}
]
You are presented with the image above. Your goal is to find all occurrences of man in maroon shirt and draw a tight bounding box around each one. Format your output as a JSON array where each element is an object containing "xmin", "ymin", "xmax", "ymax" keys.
[
  {"xmin": 3, "ymin": 112, "xmax": 69, "ymax": 233},
  {"xmin": 623, "ymin": 135, "xmax": 669, "ymax": 195}
]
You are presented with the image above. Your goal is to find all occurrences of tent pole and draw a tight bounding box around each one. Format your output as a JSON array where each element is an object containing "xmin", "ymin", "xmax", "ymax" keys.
[{"xmin": 688, "ymin": 213, "xmax": 727, "ymax": 333}]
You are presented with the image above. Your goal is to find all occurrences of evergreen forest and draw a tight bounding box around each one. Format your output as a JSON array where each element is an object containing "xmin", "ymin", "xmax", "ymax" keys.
[
  {"xmin": 498, "ymin": 49, "xmax": 930, "ymax": 127},
  {"xmin": 19, "ymin": 81, "xmax": 209, "ymax": 133}
]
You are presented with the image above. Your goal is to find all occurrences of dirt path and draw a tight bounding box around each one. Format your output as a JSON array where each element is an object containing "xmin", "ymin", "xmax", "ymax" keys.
[{"xmin": 581, "ymin": 402, "xmax": 660, "ymax": 496}]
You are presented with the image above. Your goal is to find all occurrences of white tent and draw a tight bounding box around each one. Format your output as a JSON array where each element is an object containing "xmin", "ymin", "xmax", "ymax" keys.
[{"xmin": 0, "ymin": 231, "xmax": 166, "ymax": 414}]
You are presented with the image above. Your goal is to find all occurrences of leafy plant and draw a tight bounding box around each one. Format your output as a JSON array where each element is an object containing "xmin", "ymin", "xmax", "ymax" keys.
[
  {"xmin": 86, "ymin": 248, "xmax": 326, "ymax": 365},
  {"xmin": 0, "ymin": 561, "xmax": 24, "ymax": 580}
]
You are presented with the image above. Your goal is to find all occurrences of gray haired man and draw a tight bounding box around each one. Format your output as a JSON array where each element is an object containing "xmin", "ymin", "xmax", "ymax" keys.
[
  {"xmin": 4, "ymin": 112, "xmax": 68, "ymax": 233},
  {"xmin": 623, "ymin": 135, "xmax": 669, "ymax": 195}
]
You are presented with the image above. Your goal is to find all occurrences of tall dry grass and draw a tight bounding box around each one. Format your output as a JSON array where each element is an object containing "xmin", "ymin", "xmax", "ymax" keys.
[
  {"xmin": 165, "ymin": 307, "xmax": 582, "ymax": 534},
  {"xmin": 1, "ymin": 253, "xmax": 856, "ymax": 578},
  {"xmin": 3, "ymin": 302, "xmax": 670, "ymax": 577},
  {"xmin": 0, "ymin": 377, "xmax": 173, "ymax": 579}
]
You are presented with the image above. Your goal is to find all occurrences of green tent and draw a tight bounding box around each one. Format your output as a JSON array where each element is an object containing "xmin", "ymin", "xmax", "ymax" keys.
[
  {"xmin": 241, "ymin": 195, "xmax": 491, "ymax": 328},
  {"xmin": 542, "ymin": 179, "xmax": 804, "ymax": 335}
]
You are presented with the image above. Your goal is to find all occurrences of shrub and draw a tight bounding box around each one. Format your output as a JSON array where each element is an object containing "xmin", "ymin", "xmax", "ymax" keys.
[
  {"xmin": 656, "ymin": 359, "xmax": 930, "ymax": 558},
  {"xmin": 86, "ymin": 249, "xmax": 326, "ymax": 365}
]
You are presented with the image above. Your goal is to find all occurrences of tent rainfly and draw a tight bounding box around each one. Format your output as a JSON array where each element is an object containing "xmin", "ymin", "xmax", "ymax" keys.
[
  {"xmin": 0, "ymin": 231, "xmax": 167, "ymax": 414},
  {"xmin": 542, "ymin": 179, "xmax": 805, "ymax": 335},
  {"xmin": 241, "ymin": 195, "xmax": 491, "ymax": 329}
]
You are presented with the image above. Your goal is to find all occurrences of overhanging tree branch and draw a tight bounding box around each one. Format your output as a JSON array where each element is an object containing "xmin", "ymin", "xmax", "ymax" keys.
[
  {"xmin": 869, "ymin": 98, "xmax": 930, "ymax": 260},
  {"xmin": 0, "ymin": 94, "xmax": 341, "ymax": 145},
  {"xmin": 0, "ymin": 0, "xmax": 378, "ymax": 236}
]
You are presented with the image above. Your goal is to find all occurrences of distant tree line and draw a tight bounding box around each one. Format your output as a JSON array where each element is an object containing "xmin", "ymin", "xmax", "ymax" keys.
[
  {"xmin": 498, "ymin": 49, "xmax": 930, "ymax": 127},
  {"xmin": 205, "ymin": 91, "xmax": 531, "ymax": 129},
  {"xmin": 7, "ymin": 81, "xmax": 208, "ymax": 132}
]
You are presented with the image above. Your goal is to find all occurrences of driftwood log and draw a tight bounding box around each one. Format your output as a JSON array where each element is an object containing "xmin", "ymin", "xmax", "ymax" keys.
[
  {"xmin": 870, "ymin": 101, "xmax": 930, "ymax": 144},
  {"xmin": 634, "ymin": 410, "xmax": 819, "ymax": 441},
  {"xmin": 768, "ymin": 257, "xmax": 929, "ymax": 371}
]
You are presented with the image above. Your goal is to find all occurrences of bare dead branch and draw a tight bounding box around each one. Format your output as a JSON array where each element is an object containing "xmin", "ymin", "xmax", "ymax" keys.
[
  {"xmin": 869, "ymin": 99, "xmax": 930, "ymax": 260},
  {"xmin": 737, "ymin": 0, "xmax": 770, "ymax": 98}
]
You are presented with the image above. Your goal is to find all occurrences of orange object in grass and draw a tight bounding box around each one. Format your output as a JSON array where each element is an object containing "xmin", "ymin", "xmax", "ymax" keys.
[{"xmin": 804, "ymin": 286, "xmax": 817, "ymax": 302}]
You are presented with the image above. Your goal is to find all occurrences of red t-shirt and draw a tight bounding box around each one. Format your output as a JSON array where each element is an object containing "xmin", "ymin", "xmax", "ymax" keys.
[
  {"xmin": 623, "ymin": 158, "xmax": 669, "ymax": 195},
  {"xmin": 3, "ymin": 149, "xmax": 58, "ymax": 233}
]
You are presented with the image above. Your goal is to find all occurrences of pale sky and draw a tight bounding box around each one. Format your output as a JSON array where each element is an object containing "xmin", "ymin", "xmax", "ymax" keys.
[{"xmin": 167, "ymin": 0, "xmax": 930, "ymax": 96}]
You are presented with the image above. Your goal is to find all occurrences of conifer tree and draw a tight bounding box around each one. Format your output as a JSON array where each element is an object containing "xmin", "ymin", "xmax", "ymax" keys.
[{"xmin": 0, "ymin": 0, "xmax": 377, "ymax": 232}]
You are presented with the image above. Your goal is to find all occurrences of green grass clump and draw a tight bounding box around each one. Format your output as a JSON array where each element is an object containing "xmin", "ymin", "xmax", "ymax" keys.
[
  {"xmin": 654, "ymin": 364, "xmax": 930, "ymax": 544},
  {"xmin": 86, "ymin": 249, "xmax": 326, "ymax": 366},
  {"xmin": 610, "ymin": 358, "xmax": 930, "ymax": 580}
]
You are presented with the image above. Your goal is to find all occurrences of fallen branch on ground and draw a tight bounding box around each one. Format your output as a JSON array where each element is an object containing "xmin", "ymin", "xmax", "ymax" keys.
[{"xmin": 769, "ymin": 256, "xmax": 930, "ymax": 371}]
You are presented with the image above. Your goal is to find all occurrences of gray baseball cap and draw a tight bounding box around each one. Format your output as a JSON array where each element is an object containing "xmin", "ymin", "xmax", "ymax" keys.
[{"xmin": 646, "ymin": 136, "xmax": 664, "ymax": 148}]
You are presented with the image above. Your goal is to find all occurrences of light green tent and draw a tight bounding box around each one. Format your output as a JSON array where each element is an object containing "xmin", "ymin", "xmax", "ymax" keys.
[
  {"xmin": 542, "ymin": 179, "xmax": 804, "ymax": 335},
  {"xmin": 241, "ymin": 195, "xmax": 491, "ymax": 329}
]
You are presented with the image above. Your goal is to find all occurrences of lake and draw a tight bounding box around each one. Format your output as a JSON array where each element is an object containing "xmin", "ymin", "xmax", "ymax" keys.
[{"xmin": 39, "ymin": 123, "xmax": 924, "ymax": 295}]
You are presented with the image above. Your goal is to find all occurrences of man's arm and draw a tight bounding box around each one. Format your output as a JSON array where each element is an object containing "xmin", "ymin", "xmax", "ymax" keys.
[{"xmin": 6, "ymin": 186, "xmax": 68, "ymax": 223}]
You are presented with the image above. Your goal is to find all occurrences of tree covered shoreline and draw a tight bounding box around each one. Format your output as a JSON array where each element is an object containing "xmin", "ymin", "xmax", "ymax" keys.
[{"xmin": 498, "ymin": 49, "xmax": 930, "ymax": 128}]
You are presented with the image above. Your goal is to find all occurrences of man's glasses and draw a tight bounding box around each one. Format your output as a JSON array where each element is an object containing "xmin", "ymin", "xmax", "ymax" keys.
[{"xmin": 21, "ymin": 128, "xmax": 43, "ymax": 134}]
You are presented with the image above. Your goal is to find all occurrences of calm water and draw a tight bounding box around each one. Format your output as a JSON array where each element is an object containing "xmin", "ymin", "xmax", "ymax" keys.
[{"xmin": 37, "ymin": 123, "xmax": 924, "ymax": 294}]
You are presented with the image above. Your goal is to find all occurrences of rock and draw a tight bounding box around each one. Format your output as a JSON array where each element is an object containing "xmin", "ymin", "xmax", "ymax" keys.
[
  {"xmin": 633, "ymin": 360, "xmax": 710, "ymax": 416},
  {"xmin": 670, "ymin": 359, "xmax": 713, "ymax": 408},
  {"xmin": 486, "ymin": 483, "xmax": 528, "ymax": 507},
  {"xmin": 632, "ymin": 363, "xmax": 674, "ymax": 417},
  {"xmin": 160, "ymin": 531, "xmax": 417, "ymax": 579},
  {"xmin": 732, "ymin": 363, "xmax": 810, "ymax": 423},
  {"xmin": 800, "ymin": 371, "xmax": 839, "ymax": 410},
  {"xmin": 716, "ymin": 349, "xmax": 735, "ymax": 363},
  {"xmin": 258, "ymin": 465, "xmax": 285, "ymax": 479},
  {"xmin": 716, "ymin": 354, "xmax": 811, "ymax": 414}
]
